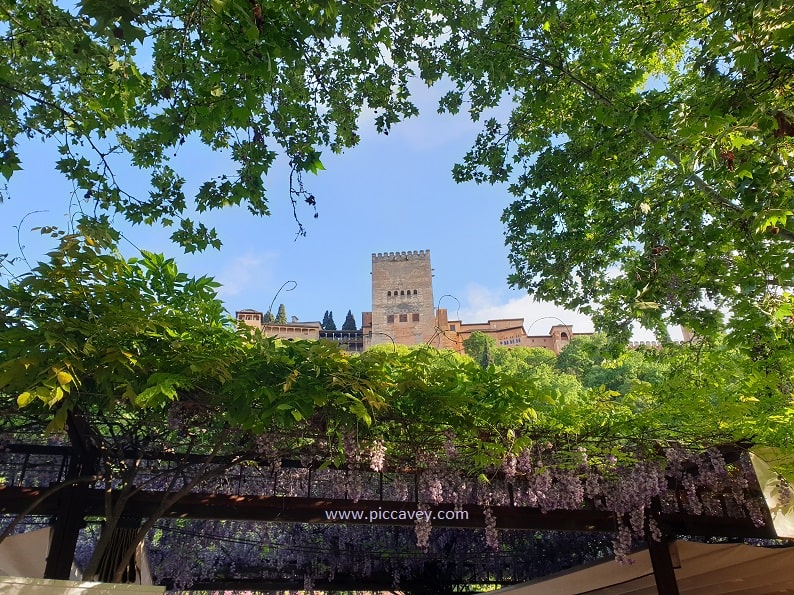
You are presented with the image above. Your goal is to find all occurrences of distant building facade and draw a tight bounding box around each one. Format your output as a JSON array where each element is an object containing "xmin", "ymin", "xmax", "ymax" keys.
[
  {"xmin": 234, "ymin": 313, "xmax": 366, "ymax": 352},
  {"xmin": 451, "ymin": 320, "xmax": 578, "ymax": 354},
  {"xmin": 236, "ymin": 250, "xmax": 589, "ymax": 354}
]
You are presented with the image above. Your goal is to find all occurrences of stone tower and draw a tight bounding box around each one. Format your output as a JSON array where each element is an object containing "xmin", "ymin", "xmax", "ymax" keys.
[{"xmin": 370, "ymin": 251, "xmax": 436, "ymax": 346}]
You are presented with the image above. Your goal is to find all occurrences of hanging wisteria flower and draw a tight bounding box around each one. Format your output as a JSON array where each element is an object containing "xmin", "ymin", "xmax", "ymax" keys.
[
  {"xmin": 612, "ymin": 519, "xmax": 635, "ymax": 565},
  {"xmin": 707, "ymin": 448, "xmax": 728, "ymax": 478},
  {"xmin": 444, "ymin": 430, "xmax": 458, "ymax": 459},
  {"xmin": 577, "ymin": 446, "xmax": 589, "ymax": 471},
  {"xmin": 414, "ymin": 504, "xmax": 432, "ymax": 551},
  {"xmin": 483, "ymin": 506, "xmax": 499, "ymax": 551},
  {"xmin": 517, "ymin": 447, "xmax": 533, "ymax": 474},
  {"xmin": 369, "ymin": 439, "xmax": 386, "ymax": 472},
  {"xmin": 777, "ymin": 475, "xmax": 793, "ymax": 509},
  {"xmin": 345, "ymin": 469, "xmax": 364, "ymax": 503},
  {"xmin": 342, "ymin": 431, "xmax": 360, "ymax": 463},
  {"xmin": 502, "ymin": 453, "xmax": 517, "ymax": 482},
  {"xmin": 254, "ymin": 433, "xmax": 281, "ymax": 469},
  {"xmin": 647, "ymin": 517, "xmax": 663, "ymax": 542},
  {"xmin": 421, "ymin": 474, "xmax": 444, "ymax": 504},
  {"xmin": 745, "ymin": 498, "xmax": 767, "ymax": 528}
]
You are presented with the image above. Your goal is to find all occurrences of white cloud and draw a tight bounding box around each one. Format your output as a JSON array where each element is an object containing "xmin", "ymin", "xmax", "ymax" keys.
[
  {"xmin": 457, "ymin": 283, "xmax": 683, "ymax": 342},
  {"xmin": 458, "ymin": 284, "xmax": 594, "ymax": 334},
  {"xmin": 216, "ymin": 252, "xmax": 277, "ymax": 301}
]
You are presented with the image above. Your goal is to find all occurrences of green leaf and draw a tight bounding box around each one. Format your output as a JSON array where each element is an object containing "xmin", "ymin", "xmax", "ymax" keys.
[
  {"xmin": 0, "ymin": 151, "xmax": 22, "ymax": 180},
  {"xmin": 17, "ymin": 391, "xmax": 35, "ymax": 408},
  {"xmin": 56, "ymin": 371, "xmax": 73, "ymax": 386}
]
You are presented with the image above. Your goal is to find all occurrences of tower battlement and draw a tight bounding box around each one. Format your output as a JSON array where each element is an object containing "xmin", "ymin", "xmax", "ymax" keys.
[
  {"xmin": 370, "ymin": 249, "xmax": 435, "ymax": 347},
  {"xmin": 372, "ymin": 250, "xmax": 430, "ymax": 263}
]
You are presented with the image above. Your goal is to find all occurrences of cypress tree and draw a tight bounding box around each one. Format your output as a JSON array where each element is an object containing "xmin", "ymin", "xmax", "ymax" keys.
[
  {"xmin": 342, "ymin": 310, "xmax": 357, "ymax": 331},
  {"xmin": 275, "ymin": 303, "xmax": 287, "ymax": 324},
  {"xmin": 480, "ymin": 339, "xmax": 494, "ymax": 369}
]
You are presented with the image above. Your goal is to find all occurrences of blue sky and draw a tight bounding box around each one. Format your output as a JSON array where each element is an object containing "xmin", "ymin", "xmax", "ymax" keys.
[{"xmin": 2, "ymin": 83, "xmax": 669, "ymax": 341}]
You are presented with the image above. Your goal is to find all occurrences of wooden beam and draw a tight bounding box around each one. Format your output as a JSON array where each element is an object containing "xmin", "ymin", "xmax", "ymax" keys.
[
  {"xmin": 647, "ymin": 539, "xmax": 680, "ymax": 595},
  {"xmin": 43, "ymin": 414, "xmax": 98, "ymax": 580},
  {"xmin": 0, "ymin": 486, "xmax": 777, "ymax": 538}
]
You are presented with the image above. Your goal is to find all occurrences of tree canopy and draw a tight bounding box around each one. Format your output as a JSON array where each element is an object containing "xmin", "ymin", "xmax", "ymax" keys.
[
  {"xmin": 0, "ymin": 229, "xmax": 382, "ymax": 433},
  {"xmin": 3, "ymin": 0, "xmax": 792, "ymax": 345},
  {"xmin": 462, "ymin": 331, "xmax": 497, "ymax": 364},
  {"xmin": 5, "ymin": 232, "xmax": 791, "ymax": 468},
  {"xmin": 429, "ymin": 0, "xmax": 794, "ymax": 342},
  {"xmin": 1, "ymin": 0, "xmax": 433, "ymax": 249}
]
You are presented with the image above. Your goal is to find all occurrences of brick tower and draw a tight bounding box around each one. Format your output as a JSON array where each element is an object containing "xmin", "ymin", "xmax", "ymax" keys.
[{"xmin": 370, "ymin": 251, "xmax": 437, "ymax": 346}]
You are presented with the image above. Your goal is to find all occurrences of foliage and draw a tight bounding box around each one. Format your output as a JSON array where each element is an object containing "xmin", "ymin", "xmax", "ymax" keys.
[
  {"xmin": 0, "ymin": 0, "xmax": 439, "ymax": 249},
  {"xmin": 423, "ymin": 0, "xmax": 794, "ymax": 342},
  {"xmin": 479, "ymin": 338, "xmax": 494, "ymax": 369},
  {"xmin": 554, "ymin": 335, "xmax": 667, "ymax": 394},
  {"xmin": 462, "ymin": 331, "xmax": 497, "ymax": 363},
  {"xmin": 556, "ymin": 335, "xmax": 612, "ymax": 378},
  {"xmin": 0, "ymin": 228, "xmax": 386, "ymax": 433},
  {"xmin": 342, "ymin": 309, "xmax": 357, "ymax": 331},
  {"xmin": 4, "ymin": 0, "xmax": 791, "ymax": 345},
  {"xmin": 0, "ymin": 224, "xmax": 233, "ymax": 428},
  {"xmin": 493, "ymin": 346, "xmax": 556, "ymax": 371},
  {"xmin": 275, "ymin": 303, "xmax": 287, "ymax": 324},
  {"xmin": 0, "ymin": 229, "xmax": 386, "ymax": 579},
  {"xmin": 13, "ymin": 232, "xmax": 781, "ymax": 475},
  {"xmin": 4, "ymin": 1, "xmax": 794, "ymax": 585}
]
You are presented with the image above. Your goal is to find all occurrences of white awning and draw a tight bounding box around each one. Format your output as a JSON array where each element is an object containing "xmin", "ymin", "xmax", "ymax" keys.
[{"xmin": 495, "ymin": 540, "xmax": 794, "ymax": 594}]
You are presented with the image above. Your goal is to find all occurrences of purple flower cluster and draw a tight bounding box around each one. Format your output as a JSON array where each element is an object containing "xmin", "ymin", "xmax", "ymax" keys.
[
  {"xmin": 414, "ymin": 504, "xmax": 432, "ymax": 551},
  {"xmin": 483, "ymin": 506, "xmax": 498, "ymax": 551}
]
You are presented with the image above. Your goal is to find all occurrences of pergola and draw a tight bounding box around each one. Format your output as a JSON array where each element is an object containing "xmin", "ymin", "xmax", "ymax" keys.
[{"xmin": 0, "ymin": 423, "xmax": 782, "ymax": 595}]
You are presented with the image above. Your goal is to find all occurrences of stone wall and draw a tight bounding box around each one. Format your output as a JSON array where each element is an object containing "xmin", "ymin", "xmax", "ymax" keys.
[{"xmin": 370, "ymin": 251, "xmax": 436, "ymax": 346}]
